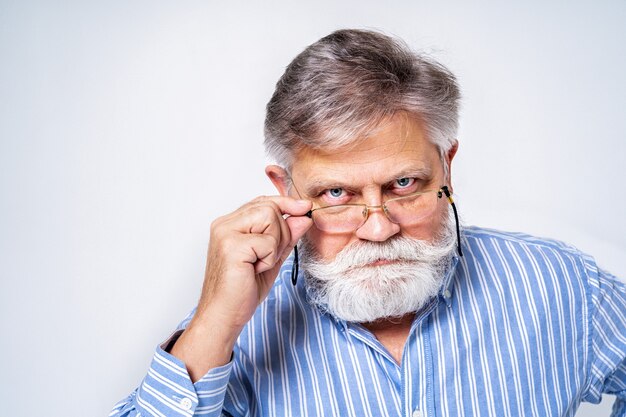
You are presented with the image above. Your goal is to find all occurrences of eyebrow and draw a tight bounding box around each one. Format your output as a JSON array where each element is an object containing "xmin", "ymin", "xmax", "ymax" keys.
[{"xmin": 301, "ymin": 166, "xmax": 433, "ymax": 196}]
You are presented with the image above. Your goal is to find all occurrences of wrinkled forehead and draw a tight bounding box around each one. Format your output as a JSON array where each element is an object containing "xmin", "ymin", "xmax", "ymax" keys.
[{"xmin": 289, "ymin": 113, "xmax": 443, "ymax": 186}]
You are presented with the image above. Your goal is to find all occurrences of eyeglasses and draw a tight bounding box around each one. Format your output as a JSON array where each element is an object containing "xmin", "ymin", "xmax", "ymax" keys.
[
  {"xmin": 290, "ymin": 183, "xmax": 463, "ymax": 285},
  {"xmin": 305, "ymin": 188, "xmax": 446, "ymax": 233}
]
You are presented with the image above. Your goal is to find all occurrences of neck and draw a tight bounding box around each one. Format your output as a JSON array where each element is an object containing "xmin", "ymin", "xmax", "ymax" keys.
[
  {"xmin": 361, "ymin": 313, "xmax": 415, "ymax": 365},
  {"xmin": 361, "ymin": 313, "xmax": 415, "ymax": 332}
]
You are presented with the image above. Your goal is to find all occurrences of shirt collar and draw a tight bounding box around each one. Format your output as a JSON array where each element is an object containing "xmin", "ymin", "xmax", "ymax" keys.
[
  {"xmin": 438, "ymin": 253, "xmax": 460, "ymax": 307},
  {"xmin": 437, "ymin": 225, "xmax": 466, "ymax": 307}
]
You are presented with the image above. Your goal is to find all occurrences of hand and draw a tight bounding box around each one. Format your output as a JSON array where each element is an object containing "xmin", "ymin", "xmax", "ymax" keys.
[
  {"xmin": 199, "ymin": 195, "xmax": 312, "ymax": 327},
  {"xmin": 171, "ymin": 196, "xmax": 312, "ymax": 381}
]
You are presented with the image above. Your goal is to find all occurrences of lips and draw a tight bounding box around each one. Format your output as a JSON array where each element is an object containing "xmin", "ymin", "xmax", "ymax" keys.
[
  {"xmin": 363, "ymin": 258, "xmax": 399, "ymax": 267},
  {"xmin": 355, "ymin": 259, "xmax": 403, "ymax": 268},
  {"xmin": 344, "ymin": 259, "xmax": 398, "ymax": 272}
]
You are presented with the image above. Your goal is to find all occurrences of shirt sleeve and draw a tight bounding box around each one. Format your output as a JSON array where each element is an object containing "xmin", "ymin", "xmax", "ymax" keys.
[
  {"xmin": 582, "ymin": 263, "xmax": 626, "ymax": 416},
  {"xmin": 109, "ymin": 309, "xmax": 234, "ymax": 417}
]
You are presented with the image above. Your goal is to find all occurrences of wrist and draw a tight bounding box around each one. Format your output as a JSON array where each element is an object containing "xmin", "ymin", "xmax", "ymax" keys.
[{"xmin": 170, "ymin": 311, "xmax": 242, "ymax": 382}]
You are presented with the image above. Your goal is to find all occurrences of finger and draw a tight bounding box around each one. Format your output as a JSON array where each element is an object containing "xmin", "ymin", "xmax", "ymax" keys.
[
  {"xmin": 285, "ymin": 215, "xmax": 313, "ymax": 248},
  {"xmin": 235, "ymin": 200, "xmax": 301, "ymax": 259},
  {"xmin": 242, "ymin": 203, "xmax": 291, "ymax": 257},
  {"xmin": 224, "ymin": 232, "xmax": 280, "ymax": 274},
  {"xmin": 214, "ymin": 197, "xmax": 311, "ymax": 267},
  {"xmin": 268, "ymin": 215, "xmax": 313, "ymax": 274},
  {"xmin": 249, "ymin": 197, "xmax": 312, "ymax": 254},
  {"xmin": 250, "ymin": 195, "xmax": 312, "ymax": 217},
  {"xmin": 276, "ymin": 210, "xmax": 293, "ymax": 261},
  {"xmin": 219, "ymin": 202, "xmax": 283, "ymax": 236},
  {"xmin": 243, "ymin": 233, "xmax": 282, "ymax": 275}
]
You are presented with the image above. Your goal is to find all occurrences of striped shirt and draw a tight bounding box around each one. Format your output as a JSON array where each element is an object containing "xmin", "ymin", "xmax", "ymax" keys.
[{"xmin": 111, "ymin": 226, "xmax": 626, "ymax": 417}]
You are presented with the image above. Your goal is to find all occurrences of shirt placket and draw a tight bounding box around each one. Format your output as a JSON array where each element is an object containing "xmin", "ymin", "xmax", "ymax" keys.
[{"xmin": 402, "ymin": 299, "xmax": 438, "ymax": 417}]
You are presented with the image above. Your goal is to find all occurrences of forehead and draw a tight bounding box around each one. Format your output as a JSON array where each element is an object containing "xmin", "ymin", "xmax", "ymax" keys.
[{"xmin": 290, "ymin": 114, "xmax": 441, "ymax": 186}]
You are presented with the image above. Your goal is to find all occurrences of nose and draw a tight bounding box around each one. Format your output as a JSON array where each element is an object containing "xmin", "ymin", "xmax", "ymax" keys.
[{"xmin": 355, "ymin": 206, "xmax": 401, "ymax": 242}]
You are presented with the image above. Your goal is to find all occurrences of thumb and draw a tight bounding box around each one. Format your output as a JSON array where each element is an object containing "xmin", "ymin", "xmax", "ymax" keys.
[
  {"xmin": 256, "ymin": 215, "xmax": 312, "ymax": 289},
  {"xmin": 285, "ymin": 215, "xmax": 313, "ymax": 248}
]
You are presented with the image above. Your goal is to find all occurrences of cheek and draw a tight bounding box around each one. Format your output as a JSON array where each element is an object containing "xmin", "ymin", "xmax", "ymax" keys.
[
  {"xmin": 401, "ymin": 201, "xmax": 448, "ymax": 242},
  {"xmin": 305, "ymin": 227, "xmax": 355, "ymax": 261}
]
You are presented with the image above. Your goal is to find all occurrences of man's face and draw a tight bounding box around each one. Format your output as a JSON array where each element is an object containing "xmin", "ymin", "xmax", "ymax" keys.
[
  {"xmin": 289, "ymin": 113, "xmax": 452, "ymax": 261},
  {"xmin": 267, "ymin": 112, "xmax": 457, "ymax": 322}
]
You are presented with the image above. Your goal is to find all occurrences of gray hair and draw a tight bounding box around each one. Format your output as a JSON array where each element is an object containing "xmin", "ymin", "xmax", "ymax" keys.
[{"xmin": 264, "ymin": 29, "xmax": 461, "ymax": 167}]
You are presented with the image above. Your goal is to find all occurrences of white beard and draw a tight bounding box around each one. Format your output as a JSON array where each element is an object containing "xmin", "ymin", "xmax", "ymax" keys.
[{"xmin": 299, "ymin": 213, "xmax": 457, "ymax": 323}]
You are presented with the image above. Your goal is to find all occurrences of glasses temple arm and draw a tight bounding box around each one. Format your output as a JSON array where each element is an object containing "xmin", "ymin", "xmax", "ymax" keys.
[
  {"xmin": 440, "ymin": 186, "xmax": 463, "ymax": 257},
  {"xmin": 291, "ymin": 245, "xmax": 299, "ymax": 285}
]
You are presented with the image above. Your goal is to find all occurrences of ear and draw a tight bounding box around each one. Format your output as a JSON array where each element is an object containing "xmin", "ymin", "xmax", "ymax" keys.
[
  {"xmin": 265, "ymin": 165, "xmax": 291, "ymax": 197},
  {"xmin": 446, "ymin": 140, "xmax": 459, "ymax": 165},
  {"xmin": 445, "ymin": 140, "xmax": 459, "ymax": 191}
]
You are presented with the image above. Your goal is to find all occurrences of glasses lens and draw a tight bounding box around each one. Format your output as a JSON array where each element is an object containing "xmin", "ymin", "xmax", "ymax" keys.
[
  {"xmin": 384, "ymin": 190, "xmax": 440, "ymax": 225},
  {"xmin": 311, "ymin": 205, "xmax": 366, "ymax": 233}
]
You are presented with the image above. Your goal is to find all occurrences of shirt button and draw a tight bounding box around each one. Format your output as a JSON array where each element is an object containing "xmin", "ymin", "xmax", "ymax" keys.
[
  {"xmin": 179, "ymin": 397, "xmax": 193, "ymax": 410},
  {"xmin": 412, "ymin": 409, "xmax": 422, "ymax": 417},
  {"xmin": 443, "ymin": 289, "xmax": 451, "ymax": 299}
]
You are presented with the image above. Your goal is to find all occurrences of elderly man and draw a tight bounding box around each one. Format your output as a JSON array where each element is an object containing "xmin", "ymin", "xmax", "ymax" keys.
[{"xmin": 111, "ymin": 29, "xmax": 626, "ymax": 417}]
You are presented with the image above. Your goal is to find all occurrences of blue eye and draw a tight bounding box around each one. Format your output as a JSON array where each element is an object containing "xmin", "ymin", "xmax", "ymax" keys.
[
  {"xmin": 328, "ymin": 188, "xmax": 344, "ymax": 198},
  {"xmin": 395, "ymin": 178, "xmax": 414, "ymax": 188}
]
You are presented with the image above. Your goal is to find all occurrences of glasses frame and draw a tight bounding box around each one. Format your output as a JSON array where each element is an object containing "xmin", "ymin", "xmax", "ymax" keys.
[
  {"xmin": 304, "ymin": 188, "xmax": 444, "ymax": 232},
  {"xmin": 289, "ymin": 182, "xmax": 463, "ymax": 285}
]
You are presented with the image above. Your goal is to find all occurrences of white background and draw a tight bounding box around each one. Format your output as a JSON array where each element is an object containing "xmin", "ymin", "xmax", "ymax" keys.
[{"xmin": 1, "ymin": 1, "xmax": 624, "ymax": 416}]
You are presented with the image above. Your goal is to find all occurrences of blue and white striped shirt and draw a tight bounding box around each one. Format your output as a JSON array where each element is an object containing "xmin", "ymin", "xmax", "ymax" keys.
[{"xmin": 111, "ymin": 226, "xmax": 626, "ymax": 417}]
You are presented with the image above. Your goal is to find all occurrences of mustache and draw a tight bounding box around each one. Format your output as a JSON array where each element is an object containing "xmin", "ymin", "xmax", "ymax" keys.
[{"xmin": 332, "ymin": 236, "xmax": 446, "ymax": 268}]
